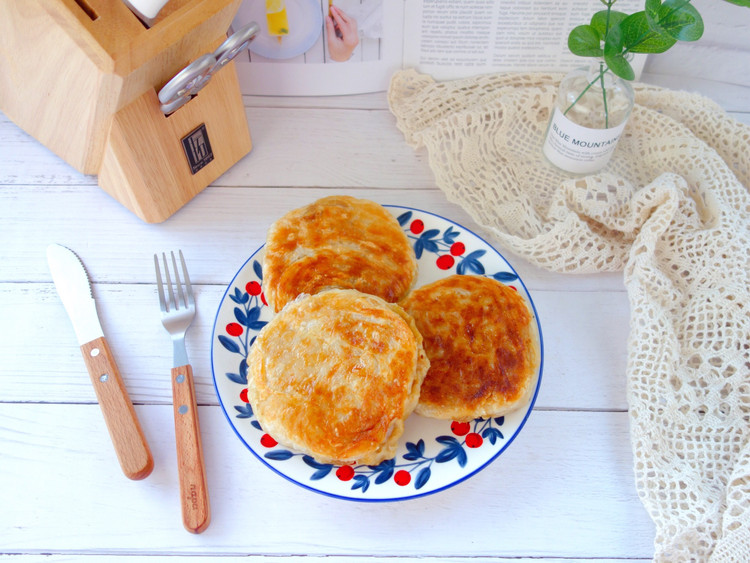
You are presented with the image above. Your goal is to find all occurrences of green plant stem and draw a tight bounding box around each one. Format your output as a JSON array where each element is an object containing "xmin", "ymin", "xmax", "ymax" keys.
[
  {"xmin": 604, "ymin": 0, "xmax": 614, "ymax": 31},
  {"xmin": 602, "ymin": 2, "xmax": 615, "ymax": 127},
  {"xmin": 599, "ymin": 62, "xmax": 610, "ymax": 128},
  {"xmin": 564, "ymin": 0, "xmax": 619, "ymax": 128},
  {"xmin": 562, "ymin": 63, "xmax": 611, "ymax": 128}
]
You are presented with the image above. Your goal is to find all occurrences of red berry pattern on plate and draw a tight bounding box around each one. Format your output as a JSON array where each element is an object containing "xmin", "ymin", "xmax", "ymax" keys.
[
  {"xmin": 226, "ymin": 322, "xmax": 243, "ymax": 337},
  {"xmin": 257, "ymin": 416, "xmax": 506, "ymax": 493},
  {"xmin": 398, "ymin": 210, "xmax": 522, "ymax": 283},
  {"xmin": 436, "ymin": 255, "xmax": 455, "ymax": 270},
  {"xmin": 451, "ymin": 421, "xmax": 471, "ymax": 436},
  {"xmin": 466, "ymin": 433, "xmax": 484, "ymax": 448},
  {"xmin": 260, "ymin": 434, "xmax": 278, "ymax": 448},
  {"xmin": 245, "ymin": 280, "xmax": 262, "ymax": 295},
  {"xmin": 212, "ymin": 206, "xmax": 541, "ymax": 501},
  {"xmin": 394, "ymin": 470, "xmax": 411, "ymax": 486},
  {"xmin": 336, "ymin": 465, "xmax": 355, "ymax": 481}
]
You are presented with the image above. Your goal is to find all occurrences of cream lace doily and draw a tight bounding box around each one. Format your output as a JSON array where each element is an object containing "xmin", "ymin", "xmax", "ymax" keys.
[{"xmin": 388, "ymin": 69, "xmax": 750, "ymax": 562}]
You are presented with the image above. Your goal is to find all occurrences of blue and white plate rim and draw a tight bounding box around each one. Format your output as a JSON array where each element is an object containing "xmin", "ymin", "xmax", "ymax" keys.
[{"xmin": 210, "ymin": 204, "xmax": 545, "ymax": 502}]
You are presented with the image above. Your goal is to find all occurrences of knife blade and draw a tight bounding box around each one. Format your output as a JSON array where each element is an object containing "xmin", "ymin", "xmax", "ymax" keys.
[{"xmin": 47, "ymin": 244, "xmax": 154, "ymax": 480}]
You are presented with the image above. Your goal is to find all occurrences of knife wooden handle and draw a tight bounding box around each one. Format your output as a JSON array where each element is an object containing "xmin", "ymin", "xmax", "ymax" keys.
[
  {"xmin": 171, "ymin": 364, "xmax": 211, "ymax": 534},
  {"xmin": 81, "ymin": 337, "xmax": 154, "ymax": 480}
]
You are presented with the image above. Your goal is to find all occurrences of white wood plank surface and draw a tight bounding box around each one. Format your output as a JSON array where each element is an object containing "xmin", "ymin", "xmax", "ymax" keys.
[
  {"xmin": 0, "ymin": 282, "xmax": 630, "ymax": 410},
  {"xmin": 0, "ymin": 404, "xmax": 654, "ymax": 558},
  {"xmin": 0, "ymin": 184, "xmax": 629, "ymax": 292},
  {"xmin": 3, "ymin": 12, "xmax": 750, "ymax": 557},
  {"xmin": 0, "ymin": 558, "xmax": 648, "ymax": 563}
]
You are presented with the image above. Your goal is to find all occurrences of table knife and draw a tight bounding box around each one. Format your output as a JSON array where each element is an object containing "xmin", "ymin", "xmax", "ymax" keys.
[{"xmin": 47, "ymin": 244, "xmax": 154, "ymax": 480}]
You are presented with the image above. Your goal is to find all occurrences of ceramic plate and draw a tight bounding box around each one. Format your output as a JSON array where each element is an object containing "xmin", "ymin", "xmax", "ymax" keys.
[
  {"xmin": 211, "ymin": 206, "xmax": 544, "ymax": 502},
  {"xmin": 234, "ymin": 0, "xmax": 323, "ymax": 60}
]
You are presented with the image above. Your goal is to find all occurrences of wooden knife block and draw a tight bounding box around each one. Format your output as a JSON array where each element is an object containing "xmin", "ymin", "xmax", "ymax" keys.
[{"xmin": 0, "ymin": 0, "xmax": 252, "ymax": 223}]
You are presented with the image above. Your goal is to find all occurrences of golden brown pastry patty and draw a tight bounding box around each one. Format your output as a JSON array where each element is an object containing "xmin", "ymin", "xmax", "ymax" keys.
[
  {"xmin": 400, "ymin": 275, "xmax": 540, "ymax": 421},
  {"xmin": 262, "ymin": 196, "xmax": 418, "ymax": 312},
  {"xmin": 246, "ymin": 289, "xmax": 429, "ymax": 465}
]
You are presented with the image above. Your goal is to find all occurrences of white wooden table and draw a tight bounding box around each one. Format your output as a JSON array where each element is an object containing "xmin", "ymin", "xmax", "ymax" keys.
[{"xmin": 2, "ymin": 15, "xmax": 749, "ymax": 560}]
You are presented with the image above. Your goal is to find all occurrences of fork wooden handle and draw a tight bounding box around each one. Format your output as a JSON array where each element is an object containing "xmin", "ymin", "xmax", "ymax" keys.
[
  {"xmin": 81, "ymin": 337, "xmax": 154, "ymax": 480},
  {"xmin": 171, "ymin": 364, "xmax": 211, "ymax": 534}
]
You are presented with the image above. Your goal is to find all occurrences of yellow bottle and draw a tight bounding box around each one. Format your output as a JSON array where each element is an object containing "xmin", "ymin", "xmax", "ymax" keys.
[{"xmin": 265, "ymin": 0, "xmax": 289, "ymax": 39}]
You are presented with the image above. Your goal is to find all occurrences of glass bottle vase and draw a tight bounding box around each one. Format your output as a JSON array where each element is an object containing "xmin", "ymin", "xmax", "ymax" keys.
[{"xmin": 542, "ymin": 60, "xmax": 635, "ymax": 174}]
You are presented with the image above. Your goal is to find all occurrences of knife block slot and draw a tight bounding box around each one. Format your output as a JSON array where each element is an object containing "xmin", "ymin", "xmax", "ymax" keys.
[
  {"xmin": 73, "ymin": 0, "xmax": 98, "ymax": 21},
  {"xmin": 0, "ymin": 0, "xmax": 252, "ymax": 223}
]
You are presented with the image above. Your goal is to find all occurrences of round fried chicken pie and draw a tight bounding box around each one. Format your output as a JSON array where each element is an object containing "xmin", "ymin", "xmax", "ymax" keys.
[
  {"xmin": 262, "ymin": 195, "xmax": 418, "ymax": 312},
  {"xmin": 400, "ymin": 275, "xmax": 540, "ymax": 421},
  {"xmin": 246, "ymin": 289, "xmax": 429, "ymax": 465}
]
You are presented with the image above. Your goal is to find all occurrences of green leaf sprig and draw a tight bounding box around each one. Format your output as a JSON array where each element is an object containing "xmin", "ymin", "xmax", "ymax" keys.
[
  {"xmin": 563, "ymin": 0, "xmax": 749, "ymax": 126},
  {"xmin": 568, "ymin": 0, "xmax": 709, "ymax": 81}
]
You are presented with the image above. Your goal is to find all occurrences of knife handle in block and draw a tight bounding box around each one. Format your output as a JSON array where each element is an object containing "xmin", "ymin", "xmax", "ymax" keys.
[
  {"xmin": 81, "ymin": 337, "xmax": 154, "ymax": 480},
  {"xmin": 171, "ymin": 364, "xmax": 211, "ymax": 534}
]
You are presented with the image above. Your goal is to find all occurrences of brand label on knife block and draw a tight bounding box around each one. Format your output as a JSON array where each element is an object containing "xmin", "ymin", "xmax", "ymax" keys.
[{"xmin": 181, "ymin": 124, "xmax": 214, "ymax": 174}]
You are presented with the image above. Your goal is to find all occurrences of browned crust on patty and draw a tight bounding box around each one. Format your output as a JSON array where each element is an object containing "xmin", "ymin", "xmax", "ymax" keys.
[
  {"xmin": 400, "ymin": 275, "xmax": 540, "ymax": 421},
  {"xmin": 263, "ymin": 196, "xmax": 418, "ymax": 312},
  {"xmin": 246, "ymin": 289, "xmax": 429, "ymax": 465}
]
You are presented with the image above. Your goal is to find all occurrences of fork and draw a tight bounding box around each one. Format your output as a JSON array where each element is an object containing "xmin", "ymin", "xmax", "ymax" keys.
[{"xmin": 155, "ymin": 250, "xmax": 210, "ymax": 534}]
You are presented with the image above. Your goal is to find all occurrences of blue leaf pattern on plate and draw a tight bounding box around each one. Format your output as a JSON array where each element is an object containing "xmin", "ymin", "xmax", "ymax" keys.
[
  {"xmin": 303, "ymin": 456, "xmax": 333, "ymax": 480},
  {"xmin": 265, "ymin": 450, "xmax": 294, "ymax": 461},
  {"xmin": 456, "ymin": 250, "xmax": 487, "ymax": 275},
  {"xmin": 396, "ymin": 211, "xmax": 413, "ymax": 226},
  {"xmin": 211, "ymin": 206, "xmax": 542, "ymax": 501},
  {"xmin": 225, "ymin": 371, "xmax": 247, "ymax": 385},
  {"xmin": 492, "ymin": 271, "xmax": 519, "ymax": 283},
  {"xmin": 234, "ymin": 403, "xmax": 254, "ymax": 419},
  {"xmin": 219, "ymin": 335, "xmax": 241, "ymax": 354},
  {"xmin": 415, "ymin": 467, "xmax": 431, "ymax": 490}
]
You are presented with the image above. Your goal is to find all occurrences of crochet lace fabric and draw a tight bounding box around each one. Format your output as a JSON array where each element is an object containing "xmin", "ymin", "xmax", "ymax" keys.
[{"xmin": 388, "ymin": 69, "xmax": 750, "ymax": 562}]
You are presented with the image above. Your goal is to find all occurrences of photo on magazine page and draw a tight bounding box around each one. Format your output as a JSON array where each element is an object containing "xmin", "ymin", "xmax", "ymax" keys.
[{"xmin": 232, "ymin": 0, "xmax": 384, "ymax": 64}]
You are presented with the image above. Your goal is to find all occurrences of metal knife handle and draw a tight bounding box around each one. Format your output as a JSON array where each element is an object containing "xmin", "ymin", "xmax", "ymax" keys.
[
  {"xmin": 171, "ymin": 364, "xmax": 210, "ymax": 534},
  {"xmin": 81, "ymin": 337, "xmax": 154, "ymax": 480}
]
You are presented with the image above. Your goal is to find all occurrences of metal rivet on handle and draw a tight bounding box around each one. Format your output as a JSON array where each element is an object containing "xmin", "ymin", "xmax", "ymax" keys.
[
  {"xmin": 90, "ymin": 348, "xmax": 100, "ymax": 357},
  {"xmin": 176, "ymin": 374, "xmax": 185, "ymax": 384},
  {"xmin": 100, "ymin": 374, "xmax": 108, "ymax": 382},
  {"xmin": 178, "ymin": 405, "xmax": 188, "ymax": 415}
]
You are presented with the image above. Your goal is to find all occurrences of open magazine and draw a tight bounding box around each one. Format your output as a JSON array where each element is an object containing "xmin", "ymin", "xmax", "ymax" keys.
[{"xmin": 232, "ymin": 0, "xmax": 646, "ymax": 96}]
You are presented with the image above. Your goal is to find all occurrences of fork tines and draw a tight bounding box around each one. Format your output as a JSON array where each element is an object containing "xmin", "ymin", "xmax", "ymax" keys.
[{"xmin": 154, "ymin": 250, "xmax": 194, "ymax": 313}]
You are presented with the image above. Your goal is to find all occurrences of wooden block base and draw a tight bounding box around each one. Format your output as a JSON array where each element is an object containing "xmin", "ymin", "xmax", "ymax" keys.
[
  {"xmin": 0, "ymin": 0, "xmax": 249, "ymax": 223},
  {"xmin": 98, "ymin": 61, "xmax": 252, "ymax": 223}
]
